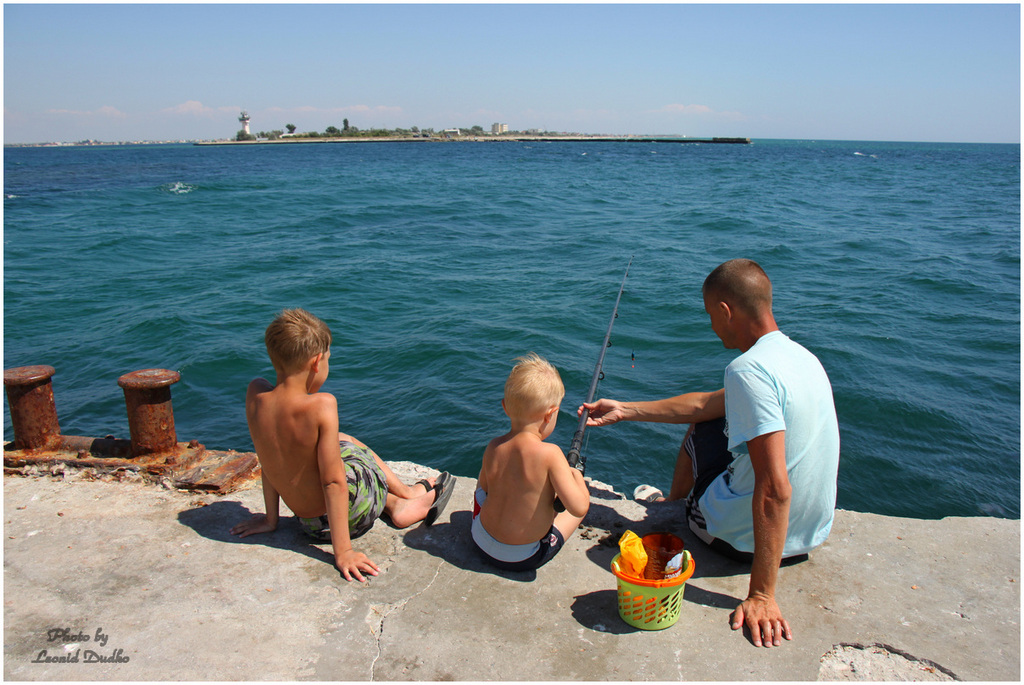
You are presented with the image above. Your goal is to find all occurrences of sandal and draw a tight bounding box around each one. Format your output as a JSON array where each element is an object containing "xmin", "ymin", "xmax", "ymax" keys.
[{"xmin": 633, "ymin": 484, "xmax": 664, "ymax": 503}]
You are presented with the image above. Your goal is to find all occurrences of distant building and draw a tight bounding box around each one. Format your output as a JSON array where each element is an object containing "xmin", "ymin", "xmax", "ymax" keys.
[
  {"xmin": 442, "ymin": 128, "xmax": 461, "ymax": 138},
  {"xmin": 239, "ymin": 111, "xmax": 251, "ymax": 135},
  {"xmin": 491, "ymin": 123, "xmax": 509, "ymax": 134}
]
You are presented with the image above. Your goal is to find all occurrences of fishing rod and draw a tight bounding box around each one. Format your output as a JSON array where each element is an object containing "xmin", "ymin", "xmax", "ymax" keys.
[{"xmin": 566, "ymin": 256, "xmax": 632, "ymax": 476}]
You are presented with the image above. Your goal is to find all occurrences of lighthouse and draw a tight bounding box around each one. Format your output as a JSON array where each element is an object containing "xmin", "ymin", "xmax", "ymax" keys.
[{"xmin": 239, "ymin": 111, "xmax": 251, "ymax": 135}]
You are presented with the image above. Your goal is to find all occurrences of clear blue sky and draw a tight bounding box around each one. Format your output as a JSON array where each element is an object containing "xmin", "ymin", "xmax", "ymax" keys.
[{"xmin": 4, "ymin": 3, "xmax": 1020, "ymax": 143}]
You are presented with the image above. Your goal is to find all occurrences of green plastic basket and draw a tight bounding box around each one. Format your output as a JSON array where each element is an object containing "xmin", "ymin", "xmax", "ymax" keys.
[{"xmin": 611, "ymin": 553, "xmax": 695, "ymax": 630}]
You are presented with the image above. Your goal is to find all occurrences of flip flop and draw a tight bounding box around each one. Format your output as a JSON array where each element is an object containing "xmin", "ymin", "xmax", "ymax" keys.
[
  {"xmin": 416, "ymin": 471, "xmax": 451, "ymax": 496},
  {"xmin": 424, "ymin": 473, "xmax": 457, "ymax": 526},
  {"xmin": 633, "ymin": 484, "xmax": 664, "ymax": 503}
]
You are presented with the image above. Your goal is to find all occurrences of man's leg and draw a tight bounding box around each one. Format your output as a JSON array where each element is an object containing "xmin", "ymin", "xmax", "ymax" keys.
[{"xmin": 667, "ymin": 424, "xmax": 697, "ymax": 501}]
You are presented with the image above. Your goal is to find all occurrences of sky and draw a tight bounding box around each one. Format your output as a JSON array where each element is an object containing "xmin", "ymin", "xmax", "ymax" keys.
[{"xmin": 3, "ymin": 3, "xmax": 1020, "ymax": 144}]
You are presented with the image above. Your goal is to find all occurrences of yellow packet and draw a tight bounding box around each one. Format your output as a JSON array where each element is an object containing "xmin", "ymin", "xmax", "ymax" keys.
[{"xmin": 618, "ymin": 530, "xmax": 648, "ymax": 577}]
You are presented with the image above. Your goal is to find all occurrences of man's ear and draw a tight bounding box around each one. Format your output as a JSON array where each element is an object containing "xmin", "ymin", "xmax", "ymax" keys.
[{"xmin": 717, "ymin": 300, "xmax": 733, "ymax": 322}]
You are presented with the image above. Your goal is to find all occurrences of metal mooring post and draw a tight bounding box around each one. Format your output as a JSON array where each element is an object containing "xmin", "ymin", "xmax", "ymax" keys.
[
  {"xmin": 117, "ymin": 369, "xmax": 181, "ymax": 458},
  {"xmin": 4, "ymin": 365, "xmax": 62, "ymax": 450}
]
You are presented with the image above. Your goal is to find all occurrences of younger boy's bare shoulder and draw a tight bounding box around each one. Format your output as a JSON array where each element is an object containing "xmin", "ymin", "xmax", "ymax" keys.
[{"xmin": 529, "ymin": 439, "xmax": 568, "ymax": 467}]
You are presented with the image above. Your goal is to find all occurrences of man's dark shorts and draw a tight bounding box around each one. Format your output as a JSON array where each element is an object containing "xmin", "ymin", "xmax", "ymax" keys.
[
  {"xmin": 683, "ymin": 418, "xmax": 755, "ymax": 563},
  {"xmin": 684, "ymin": 418, "xmax": 807, "ymax": 565}
]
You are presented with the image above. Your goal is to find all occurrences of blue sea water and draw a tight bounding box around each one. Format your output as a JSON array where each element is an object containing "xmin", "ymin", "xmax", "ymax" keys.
[{"xmin": 4, "ymin": 139, "xmax": 1020, "ymax": 519}]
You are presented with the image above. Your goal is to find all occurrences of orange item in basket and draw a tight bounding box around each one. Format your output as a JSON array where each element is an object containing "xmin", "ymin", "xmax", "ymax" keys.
[{"xmin": 617, "ymin": 530, "xmax": 648, "ymax": 577}]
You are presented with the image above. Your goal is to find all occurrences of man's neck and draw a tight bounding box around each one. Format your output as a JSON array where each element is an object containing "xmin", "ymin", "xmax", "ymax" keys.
[{"xmin": 738, "ymin": 318, "xmax": 780, "ymax": 353}]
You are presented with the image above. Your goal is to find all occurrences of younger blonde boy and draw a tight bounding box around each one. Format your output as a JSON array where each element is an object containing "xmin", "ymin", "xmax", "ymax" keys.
[
  {"xmin": 232, "ymin": 308, "xmax": 455, "ymax": 582},
  {"xmin": 471, "ymin": 353, "xmax": 590, "ymax": 571}
]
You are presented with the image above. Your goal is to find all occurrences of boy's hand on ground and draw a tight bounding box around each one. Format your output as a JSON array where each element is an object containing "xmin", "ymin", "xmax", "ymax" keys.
[
  {"xmin": 230, "ymin": 514, "xmax": 277, "ymax": 538},
  {"xmin": 731, "ymin": 594, "xmax": 792, "ymax": 647},
  {"xmin": 336, "ymin": 549, "xmax": 380, "ymax": 583},
  {"xmin": 579, "ymin": 399, "xmax": 625, "ymax": 426}
]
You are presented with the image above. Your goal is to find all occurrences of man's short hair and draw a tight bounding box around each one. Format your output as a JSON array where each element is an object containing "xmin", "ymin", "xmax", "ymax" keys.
[
  {"xmin": 503, "ymin": 353, "xmax": 565, "ymax": 419},
  {"xmin": 703, "ymin": 259, "xmax": 773, "ymax": 317},
  {"xmin": 264, "ymin": 308, "xmax": 332, "ymax": 371}
]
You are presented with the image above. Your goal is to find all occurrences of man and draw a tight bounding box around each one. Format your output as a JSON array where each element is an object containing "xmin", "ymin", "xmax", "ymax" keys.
[{"xmin": 581, "ymin": 259, "xmax": 840, "ymax": 648}]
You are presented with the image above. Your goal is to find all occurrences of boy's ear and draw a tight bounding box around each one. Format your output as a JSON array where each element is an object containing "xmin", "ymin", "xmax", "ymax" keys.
[
  {"xmin": 310, "ymin": 352, "xmax": 324, "ymax": 372},
  {"xmin": 501, "ymin": 398, "xmax": 510, "ymax": 417},
  {"xmin": 543, "ymin": 405, "xmax": 559, "ymax": 423}
]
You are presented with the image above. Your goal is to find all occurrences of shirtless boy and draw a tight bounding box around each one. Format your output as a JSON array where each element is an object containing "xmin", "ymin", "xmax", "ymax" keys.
[
  {"xmin": 471, "ymin": 353, "xmax": 590, "ymax": 571},
  {"xmin": 231, "ymin": 308, "xmax": 456, "ymax": 582}
]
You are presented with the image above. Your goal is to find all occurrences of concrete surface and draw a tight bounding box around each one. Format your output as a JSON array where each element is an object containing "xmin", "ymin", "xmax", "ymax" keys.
[{"xmin": 3, "ymin": 462, "xmax": 1019, "ymax": 681}]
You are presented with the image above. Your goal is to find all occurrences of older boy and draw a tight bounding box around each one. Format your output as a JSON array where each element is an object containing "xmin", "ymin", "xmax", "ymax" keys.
[
  {"xmin": 231, "ymin": 308, "xmax": 456, "ymax": 582},
  {"xmin": 472, "ymin": 353, "xmax": 590, "ymax": 571}
]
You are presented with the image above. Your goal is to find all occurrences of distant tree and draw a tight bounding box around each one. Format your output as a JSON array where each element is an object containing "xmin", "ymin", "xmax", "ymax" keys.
[
  {"xmin": 286, "ymin": 123, "xmax": 296, "ymax": 134},
  {"xmin": 411, "ymin": 126, "xmax": 419, "ymax": 133},
  {"xmin": 470, "ymin": 125, "xmax": 484, "ymax": 134},
  {"xmin": 235, "ymin": 130, "xmax": 256, "ymax": 142},
  {"xmin": 343, "ymin": 118, "xmax": 350, "ymax": 132},
  {"xmin": 325, "ymin": 126, "xmax": 342, "ymax": 137}
]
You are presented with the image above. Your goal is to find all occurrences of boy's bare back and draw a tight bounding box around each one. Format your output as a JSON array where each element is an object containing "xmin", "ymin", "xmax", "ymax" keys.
[
  {"xmin": 478, "ymin": 431, "xmax": 583, "ymax": 545},
  {"xmin": 246, "ymin": 377, "xmax": 340, "ymax": 519}
]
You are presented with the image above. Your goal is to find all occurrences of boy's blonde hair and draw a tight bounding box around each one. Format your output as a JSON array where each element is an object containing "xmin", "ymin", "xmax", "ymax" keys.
[
  {"xmin": 503, "ymin": 353, "xmax": 565, "ymax": 419},
  {"xmin": 264, "ymin": 308, "xmax": 332, "ymax": 372}
]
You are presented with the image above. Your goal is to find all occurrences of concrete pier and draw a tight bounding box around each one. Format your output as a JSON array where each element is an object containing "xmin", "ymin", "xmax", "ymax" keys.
[{"xmin": 3, "ymin": 462, "xmax": 1018, "ymax": 681}]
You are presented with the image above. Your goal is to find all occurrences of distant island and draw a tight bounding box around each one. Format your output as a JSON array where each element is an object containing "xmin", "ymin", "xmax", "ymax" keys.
[
  {"xmin": 4, "ymin": 119, "xmax": 749, "ymax": 148},
  {"xmin": 194, "ymin": 135, "xmax": 751, "ymax": 146},
  {"xmin": 214, "ymin": 118, "xmax": 750, "ymax": 145}
]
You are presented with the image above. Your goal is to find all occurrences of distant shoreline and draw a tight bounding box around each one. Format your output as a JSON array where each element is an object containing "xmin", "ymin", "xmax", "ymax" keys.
[
  {"xmin": 0, "ymin": 135, "xmax": 753, "ymax": 148},
  {"xmin": 193, "ymin": 135, "xmax": 752, "ymax": 146}
]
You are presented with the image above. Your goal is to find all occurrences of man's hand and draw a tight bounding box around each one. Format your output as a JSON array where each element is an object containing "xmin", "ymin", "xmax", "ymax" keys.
[
  {"xmin": 335, "ymin": 548, "xmax": 380, "ymax": 583},
  {"xmin": 579, "ymin": 399, "xmax": 627, "ymax": 426},
  {"xmin": 230, "ymin": 514, "xmax": 277, "ymax": 538},
  {"xmin": 731, "ymin": 593, "xmax": 793, "ymax": 647}
]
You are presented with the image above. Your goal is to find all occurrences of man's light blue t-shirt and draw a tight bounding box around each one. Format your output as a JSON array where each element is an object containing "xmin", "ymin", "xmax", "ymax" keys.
[{"xmin": 698, "ymin": 330, "xmax": 840, "ymax": 556}]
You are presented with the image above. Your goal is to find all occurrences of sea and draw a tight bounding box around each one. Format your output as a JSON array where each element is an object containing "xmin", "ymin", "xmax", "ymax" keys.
[{"xmin": 3, "ymin": 139, "xmax": 1020, "ymax": 520}]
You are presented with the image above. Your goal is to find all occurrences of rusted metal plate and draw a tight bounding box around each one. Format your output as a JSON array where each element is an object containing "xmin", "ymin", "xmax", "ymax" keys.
[
  {"xmin": 173, "ymin": 451, "xmax": 261, "ymax": 494},
  {"xmin": 3, "ymin": 438, "xmax": 260, "ymax": 495}
]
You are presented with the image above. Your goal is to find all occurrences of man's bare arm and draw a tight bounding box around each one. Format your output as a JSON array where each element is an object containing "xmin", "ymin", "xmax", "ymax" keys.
[
  {"xmin": 732, "ymin": 430, "xmax": 792, "ymax": 647},
  {"xmin": 581, "ymin": 389, "xmax": 725, "ymax": 426}
]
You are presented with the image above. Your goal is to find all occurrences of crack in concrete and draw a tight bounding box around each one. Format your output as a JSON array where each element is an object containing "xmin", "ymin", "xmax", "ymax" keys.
[
  {"xmin": 819, "ymin": 642, "xmax": 960, "ymax": 681},
  {"xmin": 368, "ymin": 559, "xmax": 444, "ymax": 681}
]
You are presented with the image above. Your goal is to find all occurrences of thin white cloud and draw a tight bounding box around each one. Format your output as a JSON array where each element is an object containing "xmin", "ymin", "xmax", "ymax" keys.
[
  {"xmin": 330, "ymin": 105, "xmax": 403, "ymax": 115},
  {"xmin": 163, "ymin": 100, "xmax": 210, "ymax": 116},
  {"xmin": 96, "ymin": 106, "xmax": 127, "ymax": 118},
  {"xmin": 47, "ymin": 106, "xmax": 126, "ymax": 118},
  {"xmin": 654, "ymin": 104, "xmax": 714, "ymax": 115},
  {"xmin": 265, "ymin": 105, "xmax": 402, "ymax": 115},
  {"xmin": 161, "ymin": 101, "xmax": 237, "ymax": 117},
  {"xmin": 649, "ymin": 104, "xmax": 748, "ymax": 124}
]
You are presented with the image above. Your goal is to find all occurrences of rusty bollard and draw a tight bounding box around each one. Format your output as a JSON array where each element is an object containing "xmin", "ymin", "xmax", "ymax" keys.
[
  {"xmin": 4, "ymin": 365, "xmax": 62, "ymax": 450},
  {"xmin": 117, "ymin": 369, "xmax": 181, "ymax": 460}
]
